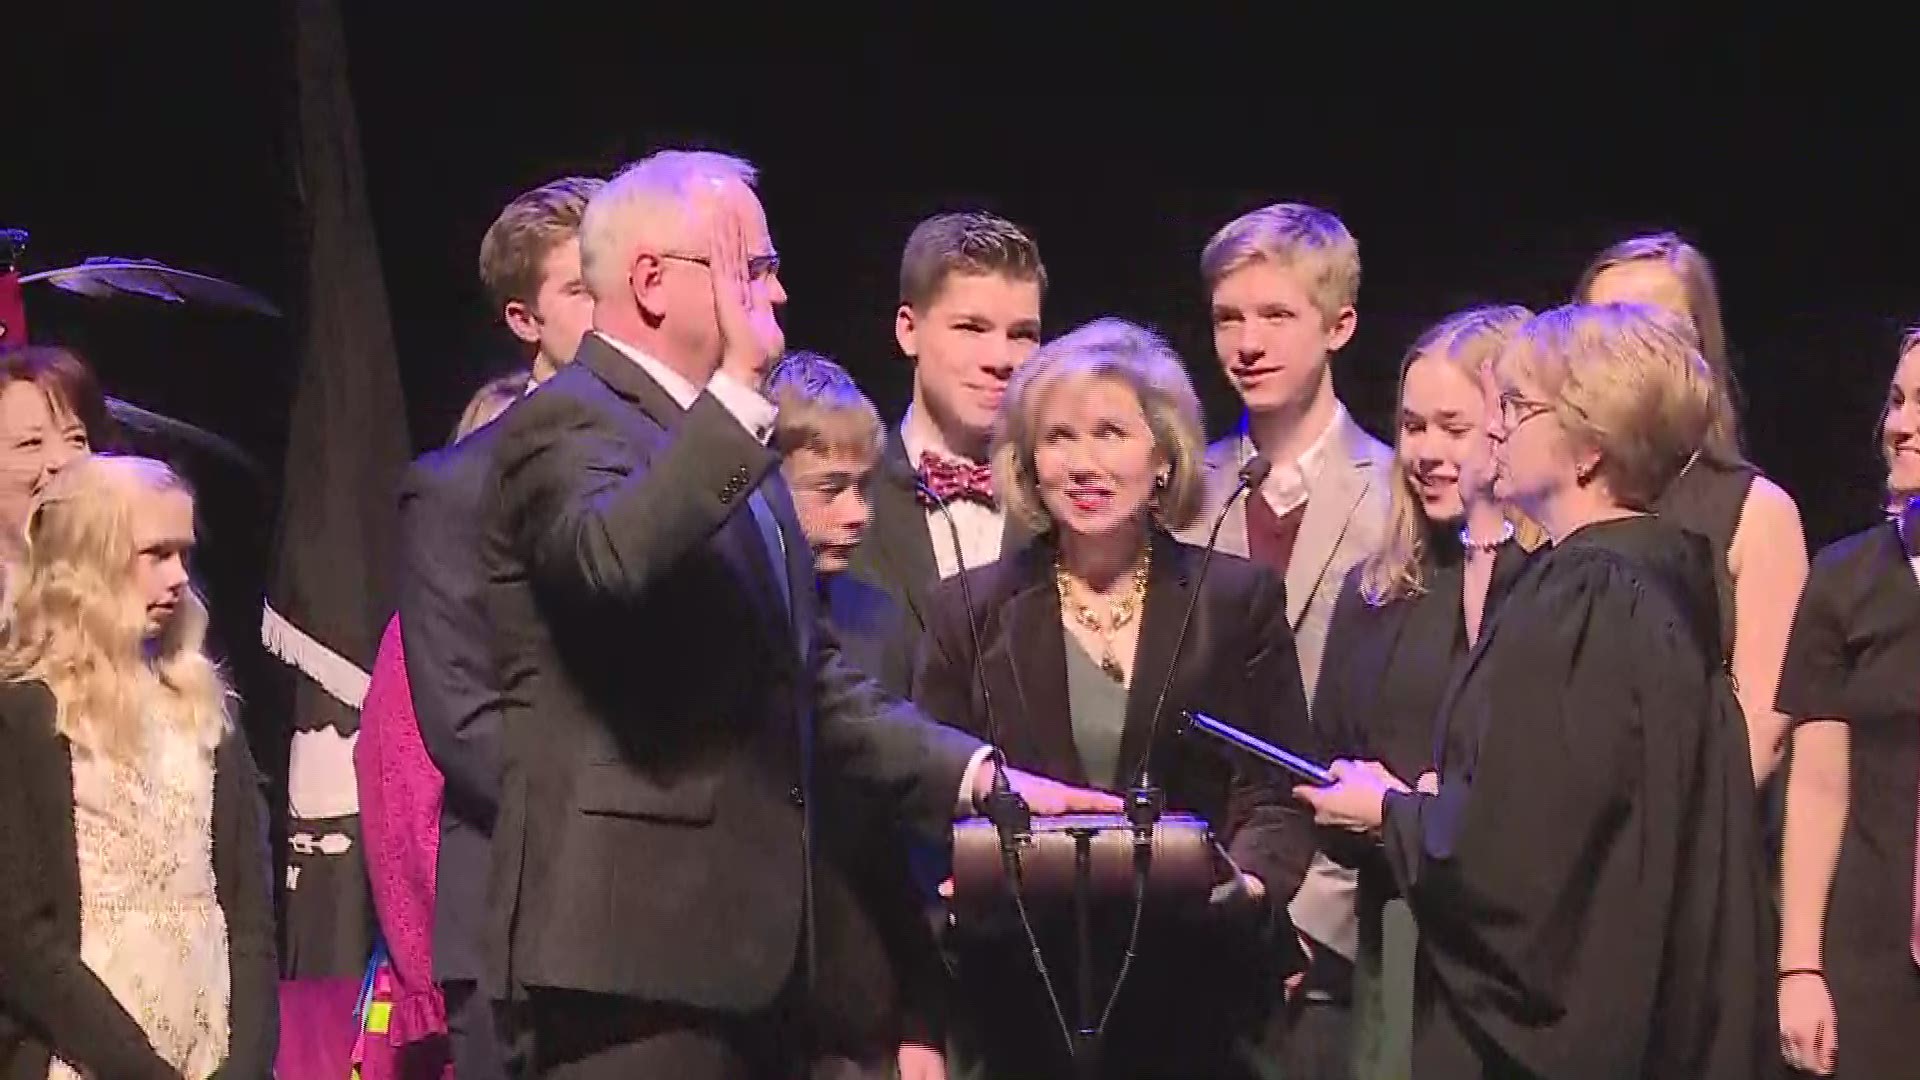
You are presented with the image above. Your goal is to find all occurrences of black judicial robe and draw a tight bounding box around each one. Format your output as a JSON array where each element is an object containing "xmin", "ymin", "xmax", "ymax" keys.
[{"xmin": 1379, "ymin": 516, "xmax": 1774, "ymax": 1080}]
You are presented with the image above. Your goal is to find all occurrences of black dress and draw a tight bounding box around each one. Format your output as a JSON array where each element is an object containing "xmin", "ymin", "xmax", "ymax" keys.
[
  {"xmin": 1654, "ymin": 453, "xmax": 1758, "ymax": 660},
  {"xmin": 1318, "ymin": 534, "xmax": 1536, "ymax": 784},
  {"xmin": 1379, "ymin": 516, "xmax": 1774, "ymax": 1080},
  {"xmin": 1315, "ymin": 533, "xmax": 1535, "ymax": 1078},
  {"xmin": 1775, "ymin": 521, "xmax": 1920, "ymax": 1077}
]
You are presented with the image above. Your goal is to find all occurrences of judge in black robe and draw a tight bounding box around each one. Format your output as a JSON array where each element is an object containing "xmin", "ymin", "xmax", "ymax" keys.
[{"xmin": 1296, "ymin": 303, "xmax": 1775, "ymax": 1080}]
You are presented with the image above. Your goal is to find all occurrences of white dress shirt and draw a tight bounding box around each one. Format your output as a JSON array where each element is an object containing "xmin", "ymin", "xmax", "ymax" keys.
[
  {"xmin": 1244, "ymin": 402, "xmax": 1345, "ymax": 519},
  {"xmin": 901, "ymin": 404, "xmax": 1004, "ymax": 578},
  {"xmin": 598, "ymin": 333, "xmax": 995, "ymax": 808},
  {"xmin": 596, "ymin": 332, "xmax": 776, "ymax": 440}
]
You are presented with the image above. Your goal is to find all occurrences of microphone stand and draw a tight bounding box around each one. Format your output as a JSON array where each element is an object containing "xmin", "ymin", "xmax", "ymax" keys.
[
  {"xmin": 1083, "ymin": 455, "xmax": 1277, "ymax": 1052},
  {"xmin": 898, "ymin": 464, "xmax": 1079, "ymax": 1066}
]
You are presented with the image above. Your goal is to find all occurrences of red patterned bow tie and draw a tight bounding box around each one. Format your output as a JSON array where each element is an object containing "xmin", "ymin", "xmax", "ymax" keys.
[{"xmin": 917, "ymin": 451, "xmax": 995, "ymax": 507}]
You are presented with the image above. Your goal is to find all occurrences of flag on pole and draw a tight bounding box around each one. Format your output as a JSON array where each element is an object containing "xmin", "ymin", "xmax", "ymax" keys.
[{"xmin": 264, "ymin": 0, "xmax": 411, "ymax": 978}]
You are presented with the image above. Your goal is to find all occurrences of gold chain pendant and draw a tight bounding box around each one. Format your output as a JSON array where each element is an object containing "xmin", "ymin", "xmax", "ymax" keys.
[{"xmin": 1055, "ymin": 543, "xmax": 1152, "ymax": 683}]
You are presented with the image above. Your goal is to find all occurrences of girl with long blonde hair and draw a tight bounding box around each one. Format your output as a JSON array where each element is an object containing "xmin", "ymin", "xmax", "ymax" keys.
[
  {"xmin": 0, "ymin": 454, "xmax": 277, "ymax": 1080},
  {"xmin": 1314, "ymin": 305, "xmax": 1542, "ymax": 1078}
]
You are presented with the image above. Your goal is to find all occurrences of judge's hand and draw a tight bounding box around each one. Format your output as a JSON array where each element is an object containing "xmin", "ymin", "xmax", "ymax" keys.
[
  {"xmin": 705, "ymin": 191, "xmax": 784, "ymax": 386},
  {"xmin": 973, "ymin": 762, "xmax": 1123, "ymax": 816},
  {"xmin": 1293, "ymin": 759, "xmax": 1410, "ymax": 832},
  {"xmin": 1779, "ymin": 972, "xmax": 1837, "ymax": 1075},
  {"xmin": 897, "ymin": 1041, "xmax": 947, "ymax": 1080},
  {"xmin": 1416, "ymin": 771, "xmax": 1440, "ymax": 795}
]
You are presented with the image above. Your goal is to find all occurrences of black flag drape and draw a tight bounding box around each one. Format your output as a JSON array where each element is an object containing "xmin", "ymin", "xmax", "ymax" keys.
[{"xmin": 265, "ymin": 0, "xmax": 411, "ymax": 978}]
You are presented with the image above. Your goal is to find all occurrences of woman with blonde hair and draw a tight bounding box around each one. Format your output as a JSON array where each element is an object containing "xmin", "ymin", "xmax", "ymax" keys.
[
  {"xmin": 1313, "ymin": 304, "xmax": 1541, "ymax": 1078},
  {"xmin": 914, "ymin": 317, "xmax": 1317, "ymax": 1078},
  {"xmin": 1578, "ymin": 233, "xmax": 1808, "ymax": 784},
  {"xmin": 1773, "ymin": 328, "xmax": 1920, "ymax": 1076},
  {"xmin": 0, "ymin": 454, "xmax": 277, "ymax": 1080},
  {"xmin": 1298, "ymin": 304, "xmax": 1771, "ymax": 1079}
]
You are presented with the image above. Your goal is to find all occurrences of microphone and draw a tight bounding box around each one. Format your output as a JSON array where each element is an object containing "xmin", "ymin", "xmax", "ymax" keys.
[
  {"xmin": 883, "ymin": 459, "xmax": 1029, "ymax": 845},
  {"xmin": 1131, "ymin": 454, "xmax": 1273, "ymax": 802}
]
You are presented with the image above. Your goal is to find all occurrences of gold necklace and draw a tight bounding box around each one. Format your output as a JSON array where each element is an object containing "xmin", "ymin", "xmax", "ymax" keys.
[{"xmin": 1054, "ymin": 543, "xmax": 1151, "ymax": 682}]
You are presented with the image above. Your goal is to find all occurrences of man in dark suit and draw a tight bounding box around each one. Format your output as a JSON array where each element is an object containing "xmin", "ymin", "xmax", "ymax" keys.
[
  {"xmin": 481, "ymin": 150, "xmax": 1115, "ymax": 1079},
  {"xmin": 397, "ymin": 175, "xmax": 603, "ymax": 1080},
  {"xmin": 846, "ymin": 212, "xmax": 1046, "ymax": 637}
]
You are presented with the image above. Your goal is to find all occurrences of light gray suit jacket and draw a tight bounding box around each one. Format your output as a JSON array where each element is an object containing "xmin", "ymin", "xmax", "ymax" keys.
[{"xmin": 1177, "ymin": 409, "xmax": 1393, "ymax": 960}]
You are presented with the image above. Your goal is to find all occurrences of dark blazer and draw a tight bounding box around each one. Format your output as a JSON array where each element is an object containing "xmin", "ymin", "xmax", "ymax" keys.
[
  {"xmin": 812, "ymin": 571, "xmax": 945, "ymax": 1050},
  {"xmin": 396, "ymin": 419, "xmax": 507, "ymax": 984},
  {"xmin": 821, "ymin": 572, "xmax": 914, "ymax": 699},
  {"xmin": 0, "ymin": 681, "xmax": 278, "ymax": 1080},
  {"xmin": 845, "ymin": 430, "xmax": 1030, "ymax": 640},
  {"xmin": 912, "ymin": 531, "xmax": 1319, "ymax": 913},
  {"xmin": 479, "ymin": 334, "xmax": 984, "ymax": 1012}
]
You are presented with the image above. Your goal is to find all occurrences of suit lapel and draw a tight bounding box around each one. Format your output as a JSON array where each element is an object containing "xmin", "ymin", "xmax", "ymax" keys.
[
  {"xmin": 579, "ymin": 334, "xmax": 797, "ymax": 657},
  {"xmin": 1185, "ymin": 440, "xmax": 1253, "ymax": 559},
  {"xmin": 1287, "ymin": 417, "xmax": 1371, "ymax": 628},
  {"xmin": 859, "ymin": 433, "xmax": 940, "ymax": 631},
  {"xmin": 993, "ymin": 549, "xmax": 1084, "ymax": 786},
  {"xmin": 760, "ymin": 472, "xmax": 813, "ymax": 662},
  {"xmin": 578, "ymin": 332, "xmax": 686, "ymax": 432},
  {"xmin": 1113, "ymin": 536, "xmax": 1193, "ymax": 792}
]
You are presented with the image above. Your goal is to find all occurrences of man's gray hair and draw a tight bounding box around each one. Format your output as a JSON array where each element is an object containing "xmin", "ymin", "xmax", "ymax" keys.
[{"xmin": 579, "ymin": 150, "xmax": 758, "ymax": 300}]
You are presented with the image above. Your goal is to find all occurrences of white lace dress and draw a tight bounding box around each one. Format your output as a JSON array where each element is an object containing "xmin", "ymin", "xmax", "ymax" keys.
[{"xmin": 48, "ymin": 726, "xmax": 231, "ymax": 1080}]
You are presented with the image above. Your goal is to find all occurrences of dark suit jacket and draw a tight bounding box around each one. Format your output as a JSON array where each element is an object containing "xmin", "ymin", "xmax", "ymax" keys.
[
  {"xmin": 396, "ymin": 419, "xmax": 507, "ymax": 984},
  {"xmin": 812, "ymin": 571, "xmax": 945, "ymax": 1050},
  {"xmin": 0, "ymin": 681, "xmax": 278, "ymax": 1080},
  {"xmin": 844, "ymin": 430, "xmax": 1030, "ymax": 641},
  {"xmin": 821, "ymin": 572, "xmax": 914, "ymax": 699},
  {"xmin": 479, "ymin": 334, "xmax": 984, "ymax": 1011},
  {"xmin": 912, "ymin": 531, "xmax": 1318, "ymax": 907}
]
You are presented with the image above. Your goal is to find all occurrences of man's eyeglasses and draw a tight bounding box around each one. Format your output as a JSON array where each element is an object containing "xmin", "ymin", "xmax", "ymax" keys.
[
  {"xmin": 660, "ymin": 251, "xmax": 782, "ymax": 281},
  {"xmin": 1497, "ymin": 392, "xmax": 1553, "ymax": 431}
]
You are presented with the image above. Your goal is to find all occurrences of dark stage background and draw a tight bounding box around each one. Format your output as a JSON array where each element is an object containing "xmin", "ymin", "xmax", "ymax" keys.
[{"xmin": 6, "ymin": 7, "xmax": 1916, "ymax": 599}]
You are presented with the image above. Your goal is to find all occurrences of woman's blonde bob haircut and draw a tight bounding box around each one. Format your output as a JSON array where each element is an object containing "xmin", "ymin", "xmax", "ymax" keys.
[
  {"xmin": 1495, "ymin": 302, "xmax": 1716, "ymax": 513},
  {"xmin": 1359, "ymin": 304, "xmax": 1534, "ymax": 606},
  {"xmin": 0, "ymin": 454, "xmax": 230, "ymax": 758},
  {"xmin": 992, "ymin": 318, "xmax": 1207, "ymax": 536}
]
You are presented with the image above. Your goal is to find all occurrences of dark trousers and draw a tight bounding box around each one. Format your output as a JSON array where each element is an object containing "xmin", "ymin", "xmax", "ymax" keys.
[
  {"xmin": 1267, "ymin": 998, "xmax": 1353, "ymax": 1080},
  {"xmin": 1252, "ymin": 945, "xmax": 1354, "ymax": 1080},
  {"xmin": 523, "ymin": 969, "xmax": 894, "ymax": 1080},
  {"xmin": 444, "ymin": 979, "xmax": 513, "ymax": 1080}
]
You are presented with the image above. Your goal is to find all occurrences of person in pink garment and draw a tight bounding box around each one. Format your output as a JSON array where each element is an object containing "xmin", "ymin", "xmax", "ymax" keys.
[{"xmin": 353, "ymin": 372, "xmax": 525, "ymax": 1080}]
